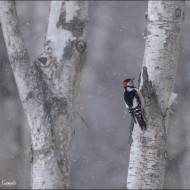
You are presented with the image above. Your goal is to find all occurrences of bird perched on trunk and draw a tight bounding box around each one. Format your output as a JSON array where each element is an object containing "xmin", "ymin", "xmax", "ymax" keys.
[{"xmin": 123, "ymin": 78, "xmax": 146, "ymax": 131}]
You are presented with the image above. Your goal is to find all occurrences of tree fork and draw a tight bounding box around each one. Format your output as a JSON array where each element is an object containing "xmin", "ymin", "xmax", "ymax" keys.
[{"xmin": 0, "ymin": 1, "xmax": 88, "ymax": 189}]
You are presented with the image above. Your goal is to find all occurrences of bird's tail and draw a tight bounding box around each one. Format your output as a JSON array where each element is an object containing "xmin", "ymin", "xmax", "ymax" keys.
[{"xmin": 135, "ymin": 113, "xmax": 146, "ymax": 131}]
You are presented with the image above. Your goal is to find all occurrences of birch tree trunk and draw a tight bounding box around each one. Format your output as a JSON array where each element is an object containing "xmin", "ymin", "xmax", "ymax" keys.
[
  {"xmin": 0, "ymin": 1, "xmax": 88, "ymax": 189},
  {"xmin": 127, "ymin": 1, "xmax": 185, "ymax": 189}
]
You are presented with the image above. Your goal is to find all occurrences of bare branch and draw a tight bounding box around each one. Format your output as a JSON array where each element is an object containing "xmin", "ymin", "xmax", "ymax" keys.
[{"xmin": 76, "ymin": 111, "xmax": 90, "ymax": 129}]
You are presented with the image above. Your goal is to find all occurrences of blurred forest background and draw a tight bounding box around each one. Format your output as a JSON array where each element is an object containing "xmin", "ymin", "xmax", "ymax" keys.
[{"xmin": 0, "ymin": 1, "xmax": 190, "ymax": 189}]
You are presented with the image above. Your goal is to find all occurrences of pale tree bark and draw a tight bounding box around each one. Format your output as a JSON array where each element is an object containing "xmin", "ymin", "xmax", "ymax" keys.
[
  {"xmin": 127, "ymin": 1, "xmax": 185, "ymax": 189},
  {"xmin": 0, "ymin": 1, "xmax": 87, "ymax": 189}
]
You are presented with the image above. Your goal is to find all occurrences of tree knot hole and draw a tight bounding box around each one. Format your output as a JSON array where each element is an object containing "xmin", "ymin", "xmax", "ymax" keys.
[
  {"xmin": 76, "ymin": 40, "xmax": 86, "ymax": 54},
  {"xmin": 174, "ymin": 8, "xmax": 181, "ymax": 19}
]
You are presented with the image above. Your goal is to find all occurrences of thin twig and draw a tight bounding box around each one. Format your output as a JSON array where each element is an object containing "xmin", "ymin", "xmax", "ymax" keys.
[{"xmin": 76, "ymin": 111, "xmax": 90, "ymax": 129}]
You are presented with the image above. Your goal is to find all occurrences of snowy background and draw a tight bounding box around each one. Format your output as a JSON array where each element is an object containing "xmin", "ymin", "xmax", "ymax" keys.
[{"xmin": 0, "ymin": 1, "xmax": 190, "ymax": 189}]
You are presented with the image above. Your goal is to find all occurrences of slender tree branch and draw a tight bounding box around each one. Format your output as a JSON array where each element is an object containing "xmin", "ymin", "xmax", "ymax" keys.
[{"xmin": 76, "ymin": 111, "xmax": 90, "ymax": 129}]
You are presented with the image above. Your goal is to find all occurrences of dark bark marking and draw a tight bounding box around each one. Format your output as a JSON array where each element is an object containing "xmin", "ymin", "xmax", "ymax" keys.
[
  {"xmin": 139, "ymin": 67, "xmax": 166, "ymax": 133},
  {"xmin": 56, "ymin": 9, "xmax": 85, "ymax": 38},
  {"xmin": 63, "ymin": 41, "xmax": 75, "ymax": 60},
  {"xmin": 26, "ymin": 91, "xmax": 34, "ymax": 100},
  {"xmin": 174, "ymin": 8, "xmax": 181, "ymax": 19},
  {"xmin": 29, "ymin": 145, "xmax": 34, "ymax": 164},
  {"xmin": 140, "ymin": 66, "xmax": 155, "ymax": 100},
  {"xmin": 76, "ymin": 40, "xmax": 86, "ymax": 54},
  {"xmin": 183, "ymin": 11, "xmax": 185, "ymax": 21},
  {"xmin": 51, "ymin": 97, "xmax": 68, "ymax": 116},
  {"xmin": 145, "ymin": 11, "xmax": 148, "ymax": 21},
  {"xmin": 38, "ymin": 57, "xmax": 48, "ymax": 65}
]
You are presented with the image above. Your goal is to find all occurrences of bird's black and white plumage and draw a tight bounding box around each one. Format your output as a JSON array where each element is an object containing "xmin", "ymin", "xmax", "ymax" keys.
[{"xmin": 123, "ymin": 78, "xmax": 146, "ymax": 131}]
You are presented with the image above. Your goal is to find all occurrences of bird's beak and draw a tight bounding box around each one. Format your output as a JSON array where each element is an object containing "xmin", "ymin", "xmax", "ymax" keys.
[{"xmin": 131, "ymin": 77, "xmax": 135, "ymax": 82}]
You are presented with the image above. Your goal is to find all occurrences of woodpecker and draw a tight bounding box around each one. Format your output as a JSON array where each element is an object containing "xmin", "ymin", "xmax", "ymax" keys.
[{"xmin": 123, "ymin": 78, "xmax": 146, "ymax": 131}]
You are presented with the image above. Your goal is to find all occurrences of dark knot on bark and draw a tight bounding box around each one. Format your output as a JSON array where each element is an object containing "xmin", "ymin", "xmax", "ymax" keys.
[
  {"xmin": 75, "ymin": 40, "xmax": 86, "ymax": 54},
  {"xmin": 174, "ymin": 8, "xmax": 181, "ymax": 19}
]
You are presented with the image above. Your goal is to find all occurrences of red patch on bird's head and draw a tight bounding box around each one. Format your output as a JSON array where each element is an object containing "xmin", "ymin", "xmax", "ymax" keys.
[{"xmin": 123, "ymin": 81, "xmax": 128, "ymax": 87}]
